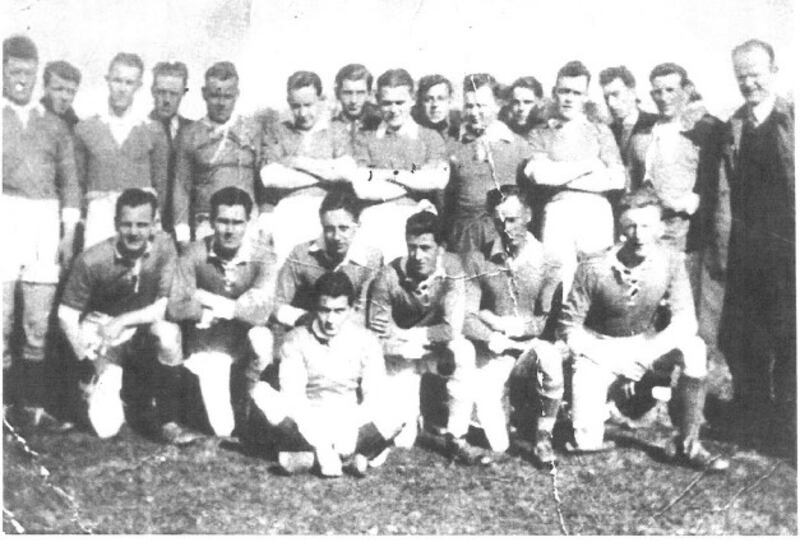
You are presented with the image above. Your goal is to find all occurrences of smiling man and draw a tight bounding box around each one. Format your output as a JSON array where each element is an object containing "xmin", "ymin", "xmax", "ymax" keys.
[
  {"xmin": 525, "ymin": 60, "xmax": 625, "ymax": 300},
  {"xmin": 167, "ymin": 187, "xmax": 276, "ymax": 438},
  {"xmin": 558, "ymin": 186, "xmax": 728, "ymax": 472},
  {"xmin": 58, "ymin": 189, "xmax": 199, "ymax": 444}
]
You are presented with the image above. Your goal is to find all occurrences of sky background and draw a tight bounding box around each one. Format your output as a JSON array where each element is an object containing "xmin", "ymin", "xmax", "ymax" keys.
[{"xmin": 3, "ymin": 0, "xmax": 796, "ymax": 122}]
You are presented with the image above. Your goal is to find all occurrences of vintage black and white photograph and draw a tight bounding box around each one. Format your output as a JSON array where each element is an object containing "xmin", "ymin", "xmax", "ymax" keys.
[{"xmin": 2, "ymin": 0, "xmax": 796, "ymax": 535}]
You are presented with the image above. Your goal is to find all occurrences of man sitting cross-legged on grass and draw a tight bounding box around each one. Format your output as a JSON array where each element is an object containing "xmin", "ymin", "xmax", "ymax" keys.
[
  {"xmin": 167, "ymin": 187, "xmax": 276, "ymax": 438},
  {"xmin": 57, "ymin": 189, "xmax": 201, "ymax": 444},
  {"xmin": 557, "ymin": 186, "xmax": 729, "ymax": 472},
  {"xmin": 366, "ymin": 210, "xmax": 478, "ymax": 457},
  {"xmin": 250, "ymin": 272, "xmax": 407, "ymax": 477},
  {"xmin": 461, "ymin": 185, "xmax": 565, "ymax": 465}
]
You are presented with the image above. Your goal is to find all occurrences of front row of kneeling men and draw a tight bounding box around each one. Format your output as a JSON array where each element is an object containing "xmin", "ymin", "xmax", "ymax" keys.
[{"xmin": 57, "ymin": 184, "xmax": 729, "ymax": 477}]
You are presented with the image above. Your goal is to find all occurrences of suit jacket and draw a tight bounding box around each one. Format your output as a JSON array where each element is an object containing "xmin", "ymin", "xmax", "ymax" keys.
[
  {"xmin": 609, "ymin": 109, "xmax": 659, "ymax": 171},
  {"xmin": 149, "ymin": 111, "xmax": 193, "ymax": 233}
]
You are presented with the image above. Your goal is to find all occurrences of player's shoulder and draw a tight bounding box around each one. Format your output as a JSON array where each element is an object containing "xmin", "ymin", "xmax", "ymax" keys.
[
  {"xmin": 440, "ymin": 251, "xmax": 467, "ymax": 278},
  {"xmin": 578, "ymin": 244, "xmax": 618, "ymax": 272}
]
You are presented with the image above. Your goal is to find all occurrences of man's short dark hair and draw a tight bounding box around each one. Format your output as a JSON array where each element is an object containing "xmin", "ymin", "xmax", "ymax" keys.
[
  {"xmin": 210, "ymin": 186, "xmax": 253, "ymax": 220},
  {"xmin": 315, "ymin": 271, "xmax": 355, "ymax": 306},
  {"xmin": 335, "ymin": 63, "xmax": 373, "ymax": 93},
  {"xmin": 3, "ymin": 35, "xmax": 38, "ymax": 64},
  {"xmin": 599, "ymin": 66, "xmax": 636, "ymax": 88},
  {"xmin": 649, "ymin": 62, "xmax": 690, "ymax": 86},
  {"xmin": 732, "ymin": 39, "xmax": 775, "ymax": 64},
  {"xmin": 486, "ymin": 184, "xmax": 527, "ymax": 213},
  {"xmin": 405, "ymin": 211, "xmax": 442, "ymax": 244},
  {"xmin": 556, "ymin": 60, "xmax": 592, "ymax": 85},
  {"xmin": 618, "ymin": 184, "xmax": 663, "ymax": 215},
  {"xmin": 509, "ymin": 76, "xmax": 544, "ymax": 99},
  {"xmin": 152, "ymin": 61, "xmax": 188, "ymax": 86},
  {"xmin": 417, "ymin": 74, "xmax": 453, "ymax": 104},
  {"xmin": 463, "ymin": 73, "xmax": 500, "ymax": 99},
  {"xmin": 115, "ymin": 188, "xmax": 158, "ymax": 220},
  {"xmin": 44, "ymin": 60, "xmax": 81, "ymax": 86},
  {"xmin": 287, "ymin": 70, "xmax": 322, "ymax": 97},
  {"xmin": 376, "ymin": 69, "xmax": 414, "ymax": 94},
  {"xmin": 108, "ymin": 52, "xmax": 144, "ymax": 75},
  {"xmin": 205, "ymin": 61, "xmax": 238, "ymax": 82},
  {"xmin": 319, "ymin": 186, "xmax": 360, "ymax": 221}
]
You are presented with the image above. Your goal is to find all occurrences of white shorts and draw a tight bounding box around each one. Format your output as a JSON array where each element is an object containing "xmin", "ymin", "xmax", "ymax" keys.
[{"xmin": 1, "ymin": 195, "xmax": 61, "ymax": 284}]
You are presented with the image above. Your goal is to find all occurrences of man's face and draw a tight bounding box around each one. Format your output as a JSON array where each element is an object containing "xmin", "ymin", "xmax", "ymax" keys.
[
  {"xmin": 406, "ymin": 233, "xmax": 440, "ymax": 279},
  {"xmin": 288, "ymin": 85, "xmax": 321, "ymax": 131},
  {"xmin": 619, "ymin": 205, "xmax": 663, "ymax": 258},
  {"xmin": 320, "ymin": 208, "xmax": 358, "ymax": 259},
  {"xmin": 212, "ymin": 204, "xmax": 248, "ymax": 254},
  {"xmin": 463, "ymin": 85, "xmax": 499, "ymax": 133},
  {"xmin": 509, "ymin": 86, "xmax": 538, "ymax": 128},
  {"xmin": 378, "ymin": 85, "xmax": 413, "ymax": 131},
  {"xmin": 733, "ymin": 48, "xmax": 776, "ymax": 107},
  {"xmin": 602, "ymin": 77, "xmax": 638, "ymax": 122},
  {"xmin": 44, "ymin": 72, "xmax": 79, "ymax": 115},
  {"xmin": 315, "ymin": 295, "xmax": 351, "ymax": 338},
  {"xmin": 3, "ymin": 57, "xmax": 38, "ymax": 106},
  {"xmin": 338, "ymin": 78, "xmax": 369, "ymax": 120},
  {"xmin": 421, "ymin": 82, "xmax": 451, "ymax": 125},
  {"xmin": 553, "ymin": 75, "xmax": 589, "ymax": 121},
  {"xmin": 115, "ymin": 204, "xmax": 155, "ymax": 255},
  {"xmin": 151, "ymin": 74, "xmax": 185, "ymax": 121},
  {"xmin": 106, "ymin": 62, "xmax": 143, "ymax": 113},
  {"xmin": 202, "ymin": 77, "xmax": 239, "ymax": 124},
  {"xmin": 650, "ymin": 73, "xmax": 688, "ymax": 120},
  {"xmin": 492, "ymin": 195, "xmax": 531, "ymax": 250}
]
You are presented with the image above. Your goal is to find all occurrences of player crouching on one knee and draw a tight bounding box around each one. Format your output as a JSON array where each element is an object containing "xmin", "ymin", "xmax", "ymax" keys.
[
  {"xmin": 366, "ymin": 210, "xmax": 477, "ymax": 455},
  {"xmin": 57, "ymin": 189, "xmax": 200, "ymax": 443},
  {"xmin": 557, "ymin": 186, "xmax": 728, "ymax": 471},
  {"xmin": 249, "ymin": 272, "xmax": 407, "ymax": 478},
  {"xmin": 166, "ymin": 187, "xmax": 276, "ymax": 439}
]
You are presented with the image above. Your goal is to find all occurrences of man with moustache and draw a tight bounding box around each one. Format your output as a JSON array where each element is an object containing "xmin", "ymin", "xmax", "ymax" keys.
[
  {"xmin": 75, "ymin": 52, "xmax": 166, "ymax": 248},
  {"xmin": 331, "ymin": 63, "xmax": 382, "ymax": 141},
  {"xmin": 260, "ymin": 70, "xmax": 356, "ymax": 263},
  {"xmin": 149, "ymin": 61, "xmax": 192, "ymax": 237},
  {"xmin": 168, "ymin": 187, "xmax": 275, "ymax": 437},
  {"xmin": 411, "ymin": 74, "xmax": 461, "ymax": 142},
  {"xmin": 173, "ymin": 61, "xmax": 264, "ymax": 246},
  {"xmin": 58, "ymin": 189, "xmax": 200, "ymax": 443},
  {"xmin": 3, "ymin": 35, "xmax": 80, "ymax": 428},
  {"xmin": 41, "ymin": 60, "xmax": 81, "ymax": 132},
  {"xmin": 525, "ymin": 61, "xmax": 625, "ymax": 299},
  {"xmin": 715, "ymin": 39, "xmax": 795, "ymax": 450}
]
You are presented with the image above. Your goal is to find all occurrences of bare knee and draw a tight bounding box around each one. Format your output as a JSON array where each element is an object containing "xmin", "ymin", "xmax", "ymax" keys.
[{"xmin": 150, "ymin": 321, "xmax": 183, "ymax": 366}]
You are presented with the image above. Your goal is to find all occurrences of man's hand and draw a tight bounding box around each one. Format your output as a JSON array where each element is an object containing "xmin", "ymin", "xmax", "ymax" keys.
[
  {"xmin": 397, "ymin": 340, "xmax": 428, "ymax": 360},
  {"xmin": 370, "ymin": 315, "xmax": 391, "ymax": 337},
  {"xmin": 673, "ymin": 192, "xmax": 700, "ymax": 215},
  {"xmin": 497, "ymin": 315, "xmax": 527, "ymax": 338},
  {"xmin": 99, "ymin": 317, "xmax": 126, "ymax": 344},
  {"xmin": 487, "ymin": 332, "xmax": 518, "ymax": 355}
]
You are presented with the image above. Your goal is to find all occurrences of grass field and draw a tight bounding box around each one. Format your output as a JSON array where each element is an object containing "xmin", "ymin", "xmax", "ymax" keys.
[{"xmin": 3, "ymin": 274, "xmax": 797, "ymax": 535}]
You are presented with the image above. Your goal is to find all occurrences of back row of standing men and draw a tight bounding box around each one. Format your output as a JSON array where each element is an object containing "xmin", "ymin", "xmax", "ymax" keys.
[{"xmin": 3, "ymin": 34, "xmax": 793, "ymax": 474}]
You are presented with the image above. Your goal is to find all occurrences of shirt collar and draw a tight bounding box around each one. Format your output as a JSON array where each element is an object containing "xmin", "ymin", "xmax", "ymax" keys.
[
  {"xmin": 307, "ymin": 237, "xmax": 368, "ymax": 267},
  {"xmin": 621, "ymin": 109, "xmax": 640, "ymax": 128},
  {"xmin": 545, "ymin": 114, "xmax": 588, "ymax": 130},
  {"xmin": 398, "ymin": 249, "xmax": 447, "ymax": 290},
  {"xmin": 113, "ymin": 238, "xmax": 153, "ymax": 263},
  {"xmin": 487, "ymin": 232, "xmax": 537, "ymax": 263},
  {"xmin": 289, "ymin": 115, "xmax": 330, "ymax": 135},
  {"xmin": 206, "ymin": 237, "xmax": 247, "ymax": 266},
  {"xmin": 459, "ymin": 120, "xmax": 515, "ymax": 144},
  {"xmin": 3, "ymin": 97, "xmax": 44, "ymax": 125},
  {"xmin": 375, "ymin": 120, "xmax": 419, "ymax": 140},
  {"xmin": 750, "ymin": 94, "xmax": 777, "ymax": 126}
]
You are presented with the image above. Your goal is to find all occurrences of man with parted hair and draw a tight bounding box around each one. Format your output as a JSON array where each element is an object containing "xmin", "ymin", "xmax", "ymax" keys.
[
  {"xmin": 41, "ymin": 60, "xmax": 81, "ymax": 130},
  {"xmin": 58, "ymin": 189, "xmax": 200, "ymax": 443},
  {"xmin": 75, "ymin": 52, "xmax": 167, "ymax": 249},
  {"xmin": 715, "ymin": 39, "xmax": 795, "ymax": 450},
  {"xmin": 260, "ymin": 70, "xmax": 357, "ymax": 263},
  {"xmin": 250, "ymin": 271, "xmax": 407, "ymax": 477},
  {"xmin": 443, "ymin": 73, "xmax": 531, "ymax": 255},
  {"xmin": 173, "ymin": 61, "xmax": 266, "ymax": 249},
  {"xmin": 149, "ymin": 61, "xmax": 193, "ymax": 236},
  {"xmin": 558, "ymin": 186, "xmax": 728, "ymax": 472},
  {"xmin": 350, "ymin": 68, "xmax": 450, "ymax": 261},
  {"xmin": 499, "ymin": 76, "xmax": 546, "ymax": 136},
  {"xmin": 411, "ymin": 74, "xmax": 461, "ymax": 142},
  {"xmin": 627, "ymin": 62, "xmax": 725, "ymax": 311},
  {"xmin": 168, "ymin": 186, "xmax": 276, "ymax": 438},
  {"xmin": 332, "ymin": 63, "xmax": 381, "ymax": 139},
  {"xmin": 525, "ymin": 60, "xmax": 625, "ymax": 300},
  {"xmin": 461, "ymin": 185, "xmax": 565, "ymax": 465},
  {"xmin": 366, "ymin": 210, "xmax": 475, "ymax": 452},
  {"xmin": 3, "ymin": 35, "xmax": 81, "ymax": 428}
]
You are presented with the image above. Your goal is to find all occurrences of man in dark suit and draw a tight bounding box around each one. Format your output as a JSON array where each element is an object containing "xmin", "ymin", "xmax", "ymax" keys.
[{"xmin": 149, "ymin": 61, "xmax": 193, "ymax": 237}]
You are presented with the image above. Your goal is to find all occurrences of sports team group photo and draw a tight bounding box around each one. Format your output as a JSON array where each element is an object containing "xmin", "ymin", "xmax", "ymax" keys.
[{"xmin": 2, "ymin": 0, "xmax": 796, "ymax": 535}]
